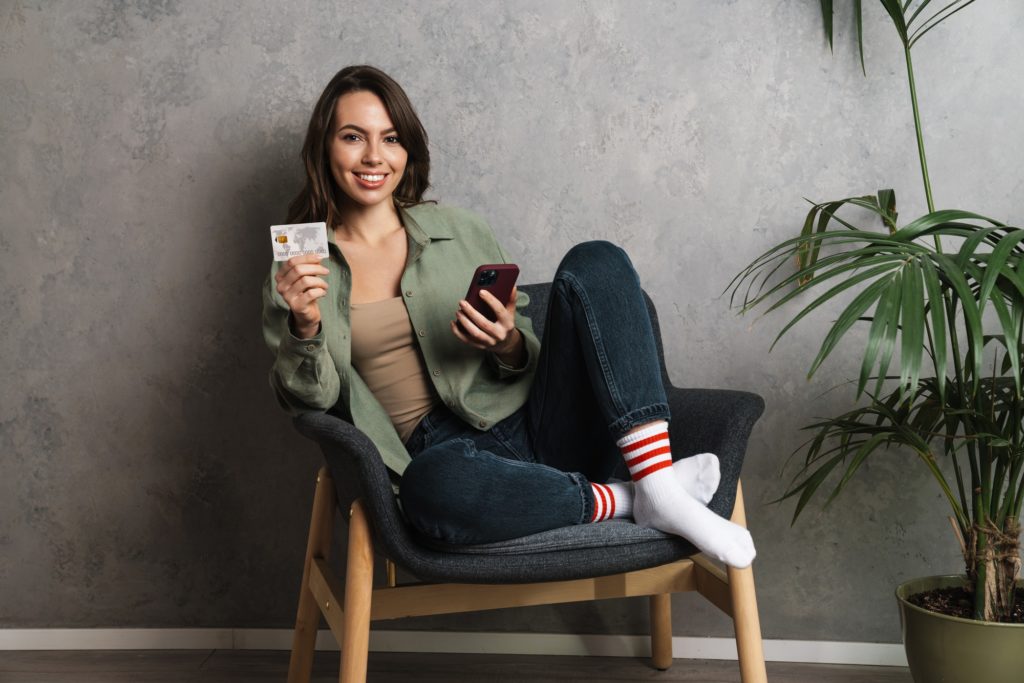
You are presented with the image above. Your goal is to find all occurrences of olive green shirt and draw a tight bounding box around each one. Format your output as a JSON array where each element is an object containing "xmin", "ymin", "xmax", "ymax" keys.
[{"xmin": 261, "ymin": 204, "xmax": 541, "ymax": 476}]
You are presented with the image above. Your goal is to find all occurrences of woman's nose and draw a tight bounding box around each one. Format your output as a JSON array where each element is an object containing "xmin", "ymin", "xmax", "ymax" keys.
[{"xmin": 362, "ymin": 141, "xmax": 382, "ymax": 165}]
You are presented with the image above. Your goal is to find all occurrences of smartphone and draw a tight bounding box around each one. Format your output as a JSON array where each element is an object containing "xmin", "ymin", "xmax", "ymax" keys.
[{"xmin": 463, "ymin": 264, "xmax": 520, "ymax": 322}]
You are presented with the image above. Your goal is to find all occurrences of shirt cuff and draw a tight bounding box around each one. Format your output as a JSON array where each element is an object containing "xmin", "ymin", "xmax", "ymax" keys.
[
  {"xmin": 282, "ymin": 325, "xmax": 326, "ymax": 359},
  {"xmin": 489, "ymin": 330, "xmax": 530, "ymax": 379}
]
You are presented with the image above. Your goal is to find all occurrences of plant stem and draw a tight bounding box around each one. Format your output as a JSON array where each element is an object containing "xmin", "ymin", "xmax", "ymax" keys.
[
  {"xmin": 973, "ymin": 495, "xmax": 987, "ymax": 620},
  {"xmin": 903, "ymin": 46, "xmax": 936, "ymax": 216},
  {"xmin": 945, "ymin": 293, "xmax": 987, "ymax": 617},
  {"xmin": 947, "ymin": 296, "xmax": 975, "ymax": 491},
  {"xmin": 1014, "ymin": 387, "xmax": 1024, "ymax": 518},
  {"xmin": 1003, "ymin": 455, "xmax": 1023, "ymax": 523},
  {"xmin": 1014, "ymin": 464, "xmax": 1024, "ymax": 519}
]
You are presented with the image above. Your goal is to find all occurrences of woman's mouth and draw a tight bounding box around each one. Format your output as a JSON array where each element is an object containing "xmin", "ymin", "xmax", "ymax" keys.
[{"xmin": 353, "ymin": 172, "xmax": 388, "ymax": 189}]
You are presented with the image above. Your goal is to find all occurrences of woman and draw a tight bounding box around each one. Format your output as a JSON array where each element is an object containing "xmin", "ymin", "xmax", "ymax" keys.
[{"xmin": 262, "ymin": 65, "xmax": 755, "ymax": 568}]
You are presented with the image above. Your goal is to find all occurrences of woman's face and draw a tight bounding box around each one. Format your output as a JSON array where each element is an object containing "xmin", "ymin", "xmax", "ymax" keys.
[{"xmin": 328, "ymin": 90, "xmax": 408, "ymax": 211}]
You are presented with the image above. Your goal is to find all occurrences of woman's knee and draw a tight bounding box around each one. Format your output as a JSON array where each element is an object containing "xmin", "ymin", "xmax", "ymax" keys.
[
  {"xmin": 400, "ymin": 445, "xmax": 466, "ymax": 515},
  {"xmin": 556, "ymin": 240, "xmax": 636, "ymax": 283},
  {"xmin": 399, "ymin": 441, "xmax": 488, "ymax": 540}
]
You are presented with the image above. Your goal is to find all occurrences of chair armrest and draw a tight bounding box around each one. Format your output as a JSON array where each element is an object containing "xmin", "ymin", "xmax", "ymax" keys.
[
  {"xmin": 292, "ymin": 412, "xmax": 414, "ymax": 560},
  {"xmin": 665, "ymin": 387, "xmax": 765, "ymax": 519}
]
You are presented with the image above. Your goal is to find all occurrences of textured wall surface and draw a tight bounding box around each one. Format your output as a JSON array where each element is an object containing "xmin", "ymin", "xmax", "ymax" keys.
[{"xmin": 2, "ymin": 0, "xmax": 1023, "ymax": 643}]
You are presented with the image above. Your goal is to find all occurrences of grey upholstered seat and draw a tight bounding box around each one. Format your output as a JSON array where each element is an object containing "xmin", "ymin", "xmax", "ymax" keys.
[{"xmin": 293, "ymin": 283, "xmax": 764, "ymax": 584}]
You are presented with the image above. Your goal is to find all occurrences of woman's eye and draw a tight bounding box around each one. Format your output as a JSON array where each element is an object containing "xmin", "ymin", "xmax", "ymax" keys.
[
  {"xmin": 384, "ymin": 135, "xmax": 400, "ymax": 144},
  {"xmin": 341, "ymin": 133, "xmax": 361, "ymax": 142}
]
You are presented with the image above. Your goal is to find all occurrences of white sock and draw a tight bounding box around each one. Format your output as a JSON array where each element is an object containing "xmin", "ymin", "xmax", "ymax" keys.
[
  {"xmin": 598, "ymin": 454, "xmax": 718, "ymax": 520},
  {"xmin": 673, "ymin": 453, "xmax": 720, "ymax": 505},
  {"xmin": 590, "ymin": 482, "xmax": 633, "ymax": 522},
  {"xmin": 618, "ymin": 422, "xmax": 756, "ymax": 568}
]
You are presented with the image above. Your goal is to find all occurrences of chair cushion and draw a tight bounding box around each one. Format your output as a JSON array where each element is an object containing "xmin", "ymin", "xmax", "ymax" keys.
[{"xmin": 415, "ymin": 518, "xmax": 676, "ymax": 556}]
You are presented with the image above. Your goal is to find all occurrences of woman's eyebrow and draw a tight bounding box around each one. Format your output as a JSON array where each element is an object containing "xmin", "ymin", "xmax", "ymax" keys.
[{"xmin": 337, "ymin": 123, "xmax": 397, "ymax": 135}]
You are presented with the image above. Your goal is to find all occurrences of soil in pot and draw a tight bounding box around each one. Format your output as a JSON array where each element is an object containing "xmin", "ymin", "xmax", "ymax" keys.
[{"xmin": 907, "ymin": 586, "xmax": 1024, "ymax": 623}]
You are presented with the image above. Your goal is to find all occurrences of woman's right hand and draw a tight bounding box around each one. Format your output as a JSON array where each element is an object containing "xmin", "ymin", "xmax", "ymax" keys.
[{"xmin": 275, "ymin": 254, "xmax": 330, "ymax": 339}]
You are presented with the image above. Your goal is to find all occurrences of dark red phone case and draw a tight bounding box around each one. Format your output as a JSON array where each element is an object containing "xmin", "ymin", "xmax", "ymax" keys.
[{"xmin": 464, "ymin": 264, "xmax": 520, "ymax": 322}]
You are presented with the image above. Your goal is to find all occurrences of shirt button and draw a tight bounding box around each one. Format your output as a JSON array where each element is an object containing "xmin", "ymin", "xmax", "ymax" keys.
[
  {"xmin": 405, "ymin": 290, "xmax": 413, "ymax": 297},
  {"xmin": 305, "ymin": 344, "xmax": 316, "ymax": 352},
  {"xmin": 478, "ymin": 421, "xmax": 487, "ymax": 428},
  {"xmin": 418, "ymin": 330, "xmax": 426, "ymax": 337},
  {"xmin": 432, "ymin": 369, "xmax": 440, "ymax": 376}
]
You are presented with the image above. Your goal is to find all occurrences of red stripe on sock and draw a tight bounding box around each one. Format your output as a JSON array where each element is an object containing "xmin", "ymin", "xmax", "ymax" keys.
[
  {"xmin": 620, "ymin": 432, "xmax": 669, "ymax": 453},
  {"xmin": 631, "ymin": 459, "xmax": 673, "ymax": 481},
  {"xmin": 625, "ymin": 445, "xmax": 672, "ymax": 469},
  {"xmin": 591, "ymin": 484, "xmax": 607, "ymax": 522},
  {"xmin": 597, "ymin": 484, "xmax": 613, "ymax": 521}
]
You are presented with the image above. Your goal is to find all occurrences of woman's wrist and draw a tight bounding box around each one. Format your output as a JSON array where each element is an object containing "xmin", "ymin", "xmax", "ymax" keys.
[
  {"xmin": 493, "ymin": 327, "xmax": 526, "ymax": 367},
  {"xmin": 289, "ymin": 313, "xmax": 321, "ymax": 340}
]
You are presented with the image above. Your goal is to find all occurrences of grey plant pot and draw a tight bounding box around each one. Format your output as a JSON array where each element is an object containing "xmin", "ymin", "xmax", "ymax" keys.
[{"xmin": 896, "ymin": 575, "xmax": 1024, "ymax": 683}]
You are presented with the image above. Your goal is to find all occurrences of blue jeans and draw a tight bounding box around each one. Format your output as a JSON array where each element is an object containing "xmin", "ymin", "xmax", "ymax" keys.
[{"xmin": 399, "ymin": 241, "xmax": 670, "ymax": 544}]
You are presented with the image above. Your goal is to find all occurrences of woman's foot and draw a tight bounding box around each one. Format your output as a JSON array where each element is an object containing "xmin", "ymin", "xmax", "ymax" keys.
[
  {"xmin": 672, "ymin": 452, "xmax": 720, "ymax": 504},
  {"xmin": 632, "ymin": 470, "xmax": 756, "ymax": 568}
]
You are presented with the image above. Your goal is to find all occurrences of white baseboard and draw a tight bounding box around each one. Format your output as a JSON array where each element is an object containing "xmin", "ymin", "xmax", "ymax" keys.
[{"xmin": 0, "ymin": 629, "xmax": 908, "ymax": 667}]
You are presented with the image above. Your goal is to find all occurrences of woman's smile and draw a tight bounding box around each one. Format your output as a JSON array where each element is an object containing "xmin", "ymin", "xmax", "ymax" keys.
[{"xmin": 353, "ymin": 171, "xmax": 389, "ymax": 188}]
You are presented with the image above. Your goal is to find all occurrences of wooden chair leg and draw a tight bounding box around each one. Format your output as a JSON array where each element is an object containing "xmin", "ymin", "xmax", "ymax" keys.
[
  {"xmin": 649, "ymin": 593, "xmax": 674, "ymax": 670},
  {"xmin": 728, "ymin": 481, "xmax": 768, "ymax": 683},
  {"xmin": 288, "ymin": 467, "xmax": 337, "ymax": 683},
  {"xmin": 340, "ymin": 499, "xmax": 375, "ymax": 683}
]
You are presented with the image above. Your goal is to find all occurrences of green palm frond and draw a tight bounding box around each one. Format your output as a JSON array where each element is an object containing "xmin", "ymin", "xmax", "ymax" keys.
[
  {"xmin": 777, "ymin": 387, "xmax": 961, "ymax": 525},
  {"xmin": 820, "ymin": 0, "xmax": 979, "ymax": 60},
  {"xmin": 727, "ymin": 199, "xmax": 1024, "ymax": 403},
  {"xmin": 778, "ymin": 371, "xmax": 1023, "ymax": 529}
]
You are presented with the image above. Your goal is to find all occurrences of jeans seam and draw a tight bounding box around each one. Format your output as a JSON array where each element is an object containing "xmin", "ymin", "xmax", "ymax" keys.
[
  {"xmin": 413, "ymin": 411, "xmax": 437, "ymax": 453},
  {"xmin": 557, "ymin": 271, "xmax": 627, "ymax": 419},
  {"xmin": 489, "ymin": 424, "xmax": 530, "ymax": 462},
  {"xmin": 568, "ymin": 471, "xmax": 592, "ymax": 524}
]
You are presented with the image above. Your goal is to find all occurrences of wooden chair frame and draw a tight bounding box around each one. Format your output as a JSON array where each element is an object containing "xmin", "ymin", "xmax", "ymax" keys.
[{"xmin": 286, "ymin": 467, "xmax": 767, "ymax": 683}]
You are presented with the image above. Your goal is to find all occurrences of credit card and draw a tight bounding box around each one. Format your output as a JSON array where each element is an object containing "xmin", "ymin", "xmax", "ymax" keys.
[{"xmin": 269, "ymin": 222, "xmax": 329, "ymax": 262}]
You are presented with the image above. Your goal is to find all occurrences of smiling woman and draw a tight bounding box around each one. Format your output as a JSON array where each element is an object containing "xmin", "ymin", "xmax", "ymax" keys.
[
  {"xmin": 285, "ymin": 65, "xmax": 431, "ymax": 228},
  {"xmin": 329, "ymin": 91, "xmax": 408, "ymax": 211},
  {"xmin": 260, "ymin": 65, "xmax": 756, "ymax": 568}
]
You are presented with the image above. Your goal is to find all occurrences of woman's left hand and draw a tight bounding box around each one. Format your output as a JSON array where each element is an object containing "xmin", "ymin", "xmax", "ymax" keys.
[{"xmin": 451, "ymin": 287, "xmax": 525, "ymax": 365}]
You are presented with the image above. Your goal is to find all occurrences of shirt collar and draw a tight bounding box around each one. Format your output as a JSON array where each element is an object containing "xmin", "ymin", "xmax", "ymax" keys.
[
  {"xmin": 401, "ymin": 205, "xmax": 453, "ymax": 245},
  {"xmin": 324, "ymin": 204, "xmax": 453, "ymax": 252}
]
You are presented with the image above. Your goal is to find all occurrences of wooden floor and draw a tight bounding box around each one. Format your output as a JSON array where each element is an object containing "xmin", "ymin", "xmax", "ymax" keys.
[{"xmin": 0, "ymin": 650, "xmax": 913, "ymax": 682}]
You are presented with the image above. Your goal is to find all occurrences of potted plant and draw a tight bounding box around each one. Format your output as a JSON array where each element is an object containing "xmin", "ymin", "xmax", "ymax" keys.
[{"xmin": 729, "ymin": 2, "xmax": 1023, "ymax": 680}]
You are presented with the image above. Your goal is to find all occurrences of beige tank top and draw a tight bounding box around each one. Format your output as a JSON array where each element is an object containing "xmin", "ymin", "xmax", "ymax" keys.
[{"xmin": 349, "ymin": 296, "xmax": 440, "ymax": 443}]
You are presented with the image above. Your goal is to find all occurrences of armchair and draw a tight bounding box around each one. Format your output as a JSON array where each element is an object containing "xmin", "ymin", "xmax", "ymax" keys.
[{"xmin": 286, "ymin": 283, "xmax": 768, "ymax": 682}]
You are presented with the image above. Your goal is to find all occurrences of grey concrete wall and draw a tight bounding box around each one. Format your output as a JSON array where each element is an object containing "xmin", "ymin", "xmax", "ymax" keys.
[{"xmin": 2, "ymin": 0, "xmax": 1022, "ymax": 643}]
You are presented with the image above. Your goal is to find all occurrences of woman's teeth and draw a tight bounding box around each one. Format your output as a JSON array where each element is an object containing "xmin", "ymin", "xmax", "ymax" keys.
[{"xmin": 356, "ymin": 173, "xmax": 385, "ymax": 182}]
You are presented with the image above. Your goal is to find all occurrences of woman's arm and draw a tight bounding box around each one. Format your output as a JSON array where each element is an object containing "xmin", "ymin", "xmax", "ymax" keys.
[{"xmin": 261, "ymin": 259, "xmax": 342, "ymax": 414}]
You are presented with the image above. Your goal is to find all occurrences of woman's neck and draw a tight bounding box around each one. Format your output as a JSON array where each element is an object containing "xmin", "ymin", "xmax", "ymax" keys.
[{"xmin": 335, "ymin": 201, "xmax": 403, "ymax": 246}]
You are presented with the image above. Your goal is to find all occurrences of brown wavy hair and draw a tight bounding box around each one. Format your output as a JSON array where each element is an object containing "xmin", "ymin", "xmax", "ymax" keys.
[{"xmin": 286, "ymin": 65, "xmax": 431, "ymax": 227}]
